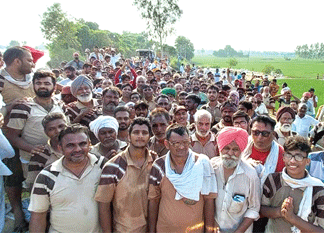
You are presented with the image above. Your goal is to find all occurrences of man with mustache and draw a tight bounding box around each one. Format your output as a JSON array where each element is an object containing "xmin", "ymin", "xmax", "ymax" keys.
[
  {"xmin": 211, "ymin": 127, "xmax": 261, "ymax": 232},
  {"xmin": 212, "ymin": 101, "xmax": 237, "ymax": 134},
  {"xmin": 148, "ymin": 108, "xmax": 171, "ymax": 157},
  {"xmin": 102, "ymin": 86, "xmax": 121, "ymax": 117},
  {"xmin": 190, "ymin": 110, "xmax": 217, "ymax": 159},
  {"xmin": 114, "ymin": 106, "xmax": 131, "ymax": 143},
  {"xmin": 89, "ymin": 115, "xmax": 127, "ymax": 160},
  {"xmin": 274, "ymin": 107, "xmax": 297, "ymax": 146},
  {"xmin": 29, "ymin": 124, "xmax": 107, "ymax": 233},
  {"xmin": 95, "ymin": 118, "xmax": 155, "ymax": 232},
  {"xmin": 201, "ymin": 84, "xmax": 221, "ymax": 125}
]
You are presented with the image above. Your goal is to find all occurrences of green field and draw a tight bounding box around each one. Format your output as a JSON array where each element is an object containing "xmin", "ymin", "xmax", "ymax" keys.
[{"xmin": 192, "ymin": 55, "xmax": 324, "ymax": 79}]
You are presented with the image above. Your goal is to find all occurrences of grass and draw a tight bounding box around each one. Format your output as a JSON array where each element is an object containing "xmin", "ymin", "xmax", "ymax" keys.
[{"xmin": 192, "ymin": 55, "xmax": 324, "ymax": 79}]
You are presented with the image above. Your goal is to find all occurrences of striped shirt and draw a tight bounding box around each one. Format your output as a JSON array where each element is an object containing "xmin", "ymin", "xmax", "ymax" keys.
[
  {"xmin": 28, "ymin": 153, "xmax": 107, "ymax": 233},
  {"xmin": 95, "ymin": 147, "xmax": 154, "ymax": 233},
  {"xmin": 7, "ymin": 99, "xmax": 64, "ymax": 162},
  {"xmin": 26, "ymin": 144, "xmax": 62, "ymax": 188},
  {"xmin": 262, "ymin": 172, "xmax": 324, "ymax": 232}
]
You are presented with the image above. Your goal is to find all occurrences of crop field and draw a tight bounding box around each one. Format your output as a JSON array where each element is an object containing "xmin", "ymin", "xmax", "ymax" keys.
[{"xmin": 192, "ymin": 55, "xmax": 324, "ymax": 79}]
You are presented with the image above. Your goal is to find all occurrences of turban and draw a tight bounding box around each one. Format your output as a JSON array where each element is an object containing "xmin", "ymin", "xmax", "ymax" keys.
[
  {"xmin": 70, "ymin": 75, "xmax": 93, "ymax": 97},
  {"xmin": 89, "ymin": 116, "xmax": 119, "ymax": 140},
  {"xmin": 217, "ymin": 127, "xmax": 249, "ymax": 152},
  {"xmin": 281, "ymin": 87, "xmax": 290, "ymax": 94},
  {"xmin": 23, "ymin": 46, "xmax": 44, "ymax": 63},
  {"xmin": 161, "ymin": 88, "xmax": 176, "ymax": 97},
  {"xmin": 276, "ymin": 106, "xmax": 296, "ymax": 121},
  {"xmin": 303, "ymin": 92, "xmax": 311, "ymax": 98},
  {"xmin": 254, "ymin": 93, "xmax": 263, "ymax": 100},
  {"xmin": 230, "ymin": 90, "xmax": 239, "ymax": 98}
]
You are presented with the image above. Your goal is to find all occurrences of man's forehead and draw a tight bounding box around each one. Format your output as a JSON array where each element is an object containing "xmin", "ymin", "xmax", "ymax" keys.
[{"xmin": 132, "ymin": 124, "xmax": 149, "ymax": 131}]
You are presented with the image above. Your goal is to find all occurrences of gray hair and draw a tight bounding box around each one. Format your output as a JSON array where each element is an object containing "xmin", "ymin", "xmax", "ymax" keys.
[{"xmin": 194, "ymin": 109, "xmax": 212, "ymax": 123}]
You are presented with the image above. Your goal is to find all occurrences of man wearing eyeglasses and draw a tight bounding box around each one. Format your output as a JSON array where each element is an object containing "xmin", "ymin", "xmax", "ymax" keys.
[
  {"xmin": 148, "ymin": 124, "xmax": 217, "ymax": 233},
  {"xmin": 260, "ymin": 136, "xmax": 324, "ymax": 232},
  {"xmin": 232, "ymin": 110, "xmax": 251, "ymax": 133}
]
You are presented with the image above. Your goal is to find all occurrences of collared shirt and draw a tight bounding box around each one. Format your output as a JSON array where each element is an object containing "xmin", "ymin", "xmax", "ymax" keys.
[
  {"xmin": 292, "ymin": 115, "xmax": 318, "ymax": 137},
  {"xmin": 211, "ymin": 158, "xmax": 261, "ymax": 232},
  {"xmin": 274, "ymin": 128, "xmax": 297, "ymax": 146},
  {"xmin": 200, "ymin": 102, "xmax": 222, "ymax": 124},
  {"xmin": 144, "ymin": 98, "xmax": 156, "ymax": 111},
  {"xmin": 262, "ymin": 172, "xmax": 324, "ymax": 233},
  {"xmin": 148, "ymin": 153, "xmax": 217, "ymax": 233},
  {"xmin": 308, "ymin": 151, "xmax": 324, "ymax": 182},
  {"xmin": 28, "ymin": 153, "xmax": 107, "ymax": 233},
  {"xmin": 7, "ymin": 98, "xmax": 64, "ymax": 162},
  {"xmin": 26, "ymin": 143, "xmax": 63, "ymax": 187},
  {"xmin": 95, "ymin": 147, "xmax": 154, "ymax": 233},
  {"xmin": 190, "ymin": 132, "xmax": 217, "ymax": 159},
  {"xmin": 90, "ymin": 140, "xmax": 127, "ymax": 160},
  {"xmin": 148, "ymin": 136, "xmax": 168, "ymax": 157}
]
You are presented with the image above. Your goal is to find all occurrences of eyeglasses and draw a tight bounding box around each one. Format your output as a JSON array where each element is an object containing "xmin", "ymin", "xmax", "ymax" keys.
[
  {"xmin": 233, "ymin": 121, "xmax": 247, "ymax": 126},
  {"xmin": 284, "ymin": 153, "xmax": 307, "ymax": 162},
  {"xmin": 251, "ymin": 130, "xmax": 272, "ymax": 137},
  {"xmin": 168, "ymin": 140, "xmax": 191, "ymax": 148}
]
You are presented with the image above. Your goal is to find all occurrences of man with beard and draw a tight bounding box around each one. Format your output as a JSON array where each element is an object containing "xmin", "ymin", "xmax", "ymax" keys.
[
  {"xmin": 66, "ymin": 76, "xmax": 101, "ymax": 128},
  {"xmin": 114, "ymin": 106, "xmax": 132, "ymax": 143},
  {"xmin": 59, "ymin": 66, "xmax": 77, "ymax": 86},
  {"xmin": 148, "ymin": 108, "xmax": 171, "ymax": 157},
  {"xmin": 102, "ymin": 86, "xmax": 120, "ymax": 116},
  {"xmin": 90, "ymin": 115, "xmax": 127, "ymax": 160},
  {"xmin": 274, "ymin": 107, "xmax": 297, "ymax": 146},
  {"xmin": 292, "ymin": 103, "xmax": 318, "ymax": 138},
  {"xmin": 178, "ymin": 91, "xmax": 188, "ymax": 106},
  {"xmin": 191, "ymin": 78, "xmax": 208, "ymax": 106},
  {"xmin": 95, "ymin": 118, "xmax": 155, "ymax": 232},
  {"xmin": 201, "ymin": 85, "xmax": 221, "ymax": 125},
  {"xmin": 66, "ymin": 52, "xmax": 84, "ymax": 70},
  {"xmin": 148, "ymin": 124, "xmax": 217, "ymax": 232},
  {"xmin": 185, "ymin": 94, "xmax": 201, "ymax": 124},
  {"xmin": 26, "ymin": 112, "xmax": 67, "ymax": 190},
  {"xmin": 119, "ymin": 83, "xmax": 132, "ymax": 105},
  {"xmin": 29, "ymin": 124, "xmax": 106, "ymax": 233},
  {"xmin": 212, "ymin": 101, "xmax": 237, "ymax": 134},
  {"xmin": 6, "ymin": 71, "xmax": 64, "ymax": 230},
  {"xmin": 143, "ymin": 84, "xmax": 156, "ymax": 111},
  {"xmin": 190, "ymin": 110, "xmax": 217, "ymax": 159},
  {"xmin": 211, "ymin": 127, "xmax": 260, "ymax": 232}
]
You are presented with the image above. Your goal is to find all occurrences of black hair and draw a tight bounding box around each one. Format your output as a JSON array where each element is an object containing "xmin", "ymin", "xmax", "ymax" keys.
[
  {"xmin": 114, "ymin": 106, "xmax": 130, "ymax": 117},
  {"xmin": 42, "ymin": 112, "xmax": 66, "ymax": 130},
  {"xmin": 239, "ymin": 100, "xmax": 253, "ymax": 110},
  {"xmin": 284, "ymin": 136, "xmax": 311, "ymax": 155},
  {"xmin": 166, "ymin": 123, "xmax": 189, "ymax": 140},
  {"xmin": 129, "ymin": 117, "xmax": 152, "ymax": 136},
  {"xmin": 33, "ymin": 70, "xmax": 56, "ymax": 86},
  {"xmin": 186, "ymin": 94, "xmax": 201, "ymax": 105},
  {"xmin": 58, "ymin": 124, "xmax": 90, "ymax": 143},
  {"xmin": 3, "ymin": 46, "xmax": 30, "ymax": 66},
  {"xmin": 251, "ymin": 115, "xmax": 276, "ymax": 131}
]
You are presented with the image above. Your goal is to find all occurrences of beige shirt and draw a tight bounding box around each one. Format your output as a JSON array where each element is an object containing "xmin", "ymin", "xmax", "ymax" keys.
[
  {"xmin": 211, "ymin": 157, "xmax": 261, "ymax": 233},
  {"xmin": 201, "ymin": 102, "xmax": 222, "ymax": 124},
  {"xmin": 190, "ymin": 132, "xmax": 217, "ymax": 159},
  {"xmin": 28, "ymin": 153, "xmax": 106, "ymax": 233},
  {"xmin": 7, "ymin": 99, "xmax": 64, "ymax": 162},
  {"xmin": 95, "ymin": 147, "xmax": 154, "ymax": 233}
]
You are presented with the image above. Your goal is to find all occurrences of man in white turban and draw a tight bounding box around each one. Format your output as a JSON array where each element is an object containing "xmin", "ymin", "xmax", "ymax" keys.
[{"xmin": 89, "ymin": 116, "xmax": 127, "ymax": 160}]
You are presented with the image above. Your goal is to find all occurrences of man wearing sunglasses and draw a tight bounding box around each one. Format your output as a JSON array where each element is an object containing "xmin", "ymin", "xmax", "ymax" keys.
[{"xmin": 260, "ymin": 136, "xmax": 324, "ymax": 232}]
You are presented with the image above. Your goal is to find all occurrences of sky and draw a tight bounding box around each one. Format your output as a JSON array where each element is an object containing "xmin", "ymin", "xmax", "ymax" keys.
[{"xmin": 1, "ymin": 0, "xmax": 324, "ymax": 52}]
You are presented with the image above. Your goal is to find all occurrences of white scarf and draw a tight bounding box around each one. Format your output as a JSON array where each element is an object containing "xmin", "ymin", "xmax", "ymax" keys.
[
  {"xmin": 165, "ymin": 149, "xmax": 217, "ymax": 201},
  {"xmin": 282, "ymin": 168, "xmax": 324, "ymax": 233},
  {"xmin": 243, "ymin": 139, "xmax": 279, "ymax": 185},
  {"xmin": 1, "ymin": 69, "xmax": 33, "ymax": 89}
]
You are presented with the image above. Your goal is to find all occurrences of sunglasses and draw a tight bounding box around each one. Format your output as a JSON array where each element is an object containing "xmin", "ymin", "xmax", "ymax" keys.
[{"xmin": 251, "ymin": 130, "xmax": 272, "ymax": 137}]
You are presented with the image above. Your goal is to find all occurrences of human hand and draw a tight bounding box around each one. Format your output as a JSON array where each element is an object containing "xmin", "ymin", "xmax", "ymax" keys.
[
  {"xmin": 281, "ymin": 197, "xmax": 296, "ymax": 222},
  {"xmin": 31, "ymin": 145, "xmax": 46, "ymax": 155}
]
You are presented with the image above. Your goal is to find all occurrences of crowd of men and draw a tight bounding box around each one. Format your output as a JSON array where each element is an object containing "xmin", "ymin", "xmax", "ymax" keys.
[{"xmin": 1, "ymin": 45, "xmax": 324, "ymax": 233}]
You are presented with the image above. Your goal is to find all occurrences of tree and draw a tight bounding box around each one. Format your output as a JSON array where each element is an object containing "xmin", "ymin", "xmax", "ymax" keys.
[
  {"xmin": 175, "ymin": 36, "xmax": 194, "ymax": 61},
  {"xmin": 134, "ymin": 0, "xmax": 182, "ymax": 58},
  {"xmin": 228, "ymin": 58, "xmax": 238, "ymax": 67},
  {"xmin": 7, "ymin": 40, "xmax": 20, "ymax": 48},
  {"xmin": 262, "ymin": 65, "xmax": 275, "ymax": 74}
]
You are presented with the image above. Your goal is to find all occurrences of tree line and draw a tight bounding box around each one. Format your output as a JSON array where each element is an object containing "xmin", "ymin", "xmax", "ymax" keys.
[{"xmin": 295, "ymin": 43, "xmax": 324, "ymax": 59}]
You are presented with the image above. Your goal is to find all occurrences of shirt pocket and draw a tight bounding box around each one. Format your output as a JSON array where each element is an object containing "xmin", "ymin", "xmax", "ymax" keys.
[{"xmin": 228, "ymin": 194, "xmax": 246, "ymax": 213}]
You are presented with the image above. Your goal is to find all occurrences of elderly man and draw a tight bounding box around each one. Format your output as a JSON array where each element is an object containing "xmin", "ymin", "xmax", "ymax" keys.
[
  {"xmin": 211, "ymin": 127, "xmax": 260, "ymax": 232},
  {"xmin": 65, "ymin": 75, "xmax": 101, "ymax": 126},
  {"xmin": 274, "ymin": 107, "xmax": 297, "ymax": 146},
  {"xmin": 89, "ymin": 115, "xmax": 127, "ymax": 160},
  {"xmin": 29, "ymin": 124, "xmax": 107, "ymax": 233},
  {"xmin": 190, "ymin": 110, "xmax": 217, "ymax": 159},
  {"xmin": 102, "ymin": 86, "xmax": 121, "ymax": 116},
  {"xmin": 95, "ymin": 118, "xmax": 155, "ymax": 232},
  {"xmin": 292, "ymin": 103, "xmax": 318, "ymax": 138},
  {"xmin": 26, "ymin": 112, "xmax": 67, "ymax": 190},
  {"xmin": 148, "ymin": 108, "xmax": 170, "ymax": 157},
  {"xmin": 260, "ymin": 136, "xmax": 324, "ymax": 232},
  {"xmin": 156, "ymin": 94, "xmax": 172, "ymax": 112},
  {"xmin": 148, "ymin": 124, "xmax": 217, "ymax": 232}
]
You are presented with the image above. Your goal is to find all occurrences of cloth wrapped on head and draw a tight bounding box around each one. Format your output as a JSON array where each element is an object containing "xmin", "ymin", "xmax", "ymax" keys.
[
  {"xmin": 276, "ymin": 106, "xmax": 296, "ymax": 122},
  {"xmin": 70, "ymin": 75, "xmax": 93, "ymax": 97},
  {"xmin": 217, "ymin": 127, "xmax": 249, "ymax": 152},
  {"xmin": 23, "ymin": 46, "xmax": 44, "ymax": 63},
  {"xmin": 161, "ymin": 88, "xmax": 176, "ymax": 97},
  {"xmin": 303, "ymin": 92, "xmax": 311, "ymax": 98},
  {"xmin": 89, "ymin": 116, "xmax": 119, "ymax": 140}
]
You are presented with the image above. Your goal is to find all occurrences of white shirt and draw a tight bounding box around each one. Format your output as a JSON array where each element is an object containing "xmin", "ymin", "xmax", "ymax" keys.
[
  {"xmin": 292, "ymin": 115, "xmax": 318, "ymax": 137},
  {"xmin": 255, "ymin": 103, "xmax": 268, "ymax": 115},
  {"xmin": 211, "ymin": 158, "xmax": 261, "ymax": 233}
]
